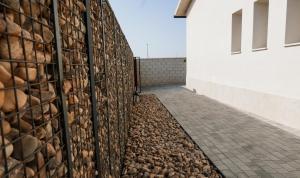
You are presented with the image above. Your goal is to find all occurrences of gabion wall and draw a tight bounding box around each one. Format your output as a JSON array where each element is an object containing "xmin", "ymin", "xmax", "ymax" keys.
[{"xmin": 0, "ymin": 0, "xmax": 134, "ymax": 177}]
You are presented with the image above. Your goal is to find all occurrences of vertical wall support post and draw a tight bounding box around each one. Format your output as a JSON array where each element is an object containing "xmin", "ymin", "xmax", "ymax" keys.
[
  {"xmin": 113, "ymin": 18, "xmax": 122, "ymax": 177},
  {"xmin": 124, "ymin": 50, "xmax": 128, "ymax": 141},
  {"xmin": 52, "ymin": 0, "xmax": 73, "ymax": 177},
  {"xmin": 120, "ymin": 40, "xmax": 126, "ymax": 168},
  {"xmin": 84, "ymin": 0, "xmax": 102, "ymax": 177},
  {"xmin": 101, "ymin": 0, "xmax": 112, "ymax": 174}
]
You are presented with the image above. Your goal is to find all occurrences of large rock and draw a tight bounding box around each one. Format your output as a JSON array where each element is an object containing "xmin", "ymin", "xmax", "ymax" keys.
[
  {"xmin": 1, "ymin": 120, "xmax": 11, "ymax": 135},
  {"xmin": 0, "ymin": 81, "xmax": 4, "ymax": 109},
  {"xmin": 0, "ymin": 137, "xmax": 13, "ymax": 160},
  {"xmin": 2, "ymin": 89, "xmax": 27, "ymax": 113},
  {"xmin": 12, "ymin": 134, "xmax": 40, "ymax": 162}
]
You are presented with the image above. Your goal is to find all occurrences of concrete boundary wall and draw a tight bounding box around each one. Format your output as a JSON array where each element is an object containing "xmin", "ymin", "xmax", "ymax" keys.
[{"xmin": 140, "ymin": 58, "xmax": 186, "ymax": 87}]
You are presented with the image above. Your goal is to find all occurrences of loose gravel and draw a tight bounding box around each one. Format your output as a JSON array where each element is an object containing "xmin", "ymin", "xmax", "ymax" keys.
[{"xmin": 122, "ymin": 95, "xmax": 222, "ymax": 178}]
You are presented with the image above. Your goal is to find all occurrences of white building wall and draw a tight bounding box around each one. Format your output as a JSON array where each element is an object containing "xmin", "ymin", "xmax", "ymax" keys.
[{"xmin": 186, "ymin": 0, "xmax": 300, "ymax": 130}]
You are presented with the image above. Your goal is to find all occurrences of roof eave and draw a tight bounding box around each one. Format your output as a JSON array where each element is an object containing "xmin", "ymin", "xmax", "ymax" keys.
[
  {"xmin": 174, "ymin": 15, "xmax": 187, "ymax": 18},
  {"xmin": 174, "ymin": 0, "xmax": 193, "ymax": 18}
]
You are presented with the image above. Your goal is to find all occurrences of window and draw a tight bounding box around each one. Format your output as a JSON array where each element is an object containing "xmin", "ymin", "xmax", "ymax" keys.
[
  {"xmin": 232, "ymin": 10, "xmax": 243, "ymax": 54},
  {"xmin": 253, "ymin": 0, "xmax": 269, "ymax": 50},
  {"xmin": 285, "ymin": 0, "xmax": 300, "ymax": 45}
]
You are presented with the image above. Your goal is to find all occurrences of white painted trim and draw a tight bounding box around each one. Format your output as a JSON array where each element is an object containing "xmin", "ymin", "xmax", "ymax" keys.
[
  {"xmin": 252, "ymin": 47, "xmax": 268, "ymax": 52},
  {"xmin": 231, "ymin": 51, "xmax": 242, "ymax": 55},
  {"xmin": 284, "ymin": 42, "xmax": 300, "ymax": 47}
]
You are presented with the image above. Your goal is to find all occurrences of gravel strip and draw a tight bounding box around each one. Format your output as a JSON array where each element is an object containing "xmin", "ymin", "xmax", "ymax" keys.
[{"xmin": 122, "ymin": 95, "xmax": 222, "ymax": 178}]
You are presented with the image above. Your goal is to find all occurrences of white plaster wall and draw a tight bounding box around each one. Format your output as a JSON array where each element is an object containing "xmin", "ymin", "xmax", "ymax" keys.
[{"xmin": 186, "ymin": 0, "xmax": 300, "ymax": 131}]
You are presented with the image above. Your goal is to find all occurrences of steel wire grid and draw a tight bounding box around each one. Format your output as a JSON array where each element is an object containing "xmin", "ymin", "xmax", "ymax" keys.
[
  {"xmin": 118, "ymin": 33, "xmax": 126, "ymax": 172},
  {"xmin": 113, "ymin": 22, "xmax": 123, "ymax": 178},
  {"xmin": 0, "ymin": 0, "xmax": 135, "ymax": 177},
  {"xmin": 90, "ymin": 0, "xmax": 110, "ymax": 177},
  {"xmin": 0, "ymin": 0, "xmax": 68, "ymax": 177},
  {"xmin": 57, "ymin": 0, "xmax": 97, "ymax": 177},
  {"xmin": 103, "ymin": 3, "xmax": 117, "ymax": 177}
]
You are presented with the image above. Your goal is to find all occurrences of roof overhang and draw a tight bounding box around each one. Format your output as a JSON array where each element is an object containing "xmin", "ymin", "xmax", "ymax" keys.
[{"xmin": 174, "ymin": 0, "xmax": 193, "ymax": 18}]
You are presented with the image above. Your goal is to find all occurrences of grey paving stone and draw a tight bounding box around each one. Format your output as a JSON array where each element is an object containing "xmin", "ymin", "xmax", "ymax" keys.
[
  {"xmin": 221, "ymin": 170, "xmax": 237, "ymax": 178},
  {"xmin": 236, "ymin": 172, "xmax": 250, "ymax": 178},
  {"xmin": 269, "ymin": 173, "xmax": 287, "ymax": 178},
  {"xmin": 215, "ymin": 163, "xmax": 229, "ymax": 170},
  {"xmin": 145, "ymin": 86, "xmax": 300, "ymax": 177},
  {"xmin": 254, "ymin": 170, "xmax": 273, "ymax": 178},
  {"xmin": 290, "ymin": 171, "xmax": 300, "ymax": 178},
  {"xmin": 243, "ymin": 170, "xmax": 258, "ymax": 177}
]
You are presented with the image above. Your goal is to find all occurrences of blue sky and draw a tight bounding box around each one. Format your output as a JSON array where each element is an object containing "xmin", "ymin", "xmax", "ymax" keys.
[{"xmin": 109, "ymin": 0, "xmax": 186, "ymax": 58}]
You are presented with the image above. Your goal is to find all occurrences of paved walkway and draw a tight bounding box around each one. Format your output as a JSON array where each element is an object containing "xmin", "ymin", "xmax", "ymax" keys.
[{"xmin": 145, "ymin": 86, "xmax": 300, "ymax": 178}]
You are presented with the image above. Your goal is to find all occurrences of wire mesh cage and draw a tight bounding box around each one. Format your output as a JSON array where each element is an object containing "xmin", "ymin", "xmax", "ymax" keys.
[
  {"xmin": 124, "ymin": 41, "xmax": 134, "ymax": 144},
  {"xmin": 118, "ymin": 33, "xmax": 126, "ymax": 170},
  {"xmin": 90, "ymin": 0, "xmax": 111, "ymax": 177},
  {"xmin": 0, "ymin": 0, "xmax": 68, "ymax": 177},
  {"xmin": 113, "ymin": 22, "xmax": 123, "ymax": 178},
  {"xmin": 103, "ymin": 3, "xmax": 118, "ymax": 177},
  {"xmin": 0, "ymin": 0, "xmax": 135, "ymax": 177},
  {"xmin": 57, "ymin": 0, "xmax": 97, "ymax": 177}
]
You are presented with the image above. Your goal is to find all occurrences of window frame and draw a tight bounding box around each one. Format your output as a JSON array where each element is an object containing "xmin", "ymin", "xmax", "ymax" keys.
[
  {"xmin": 285, "ymin": 0, "xmax": 300, "ymax": 47},
  {"xmin": 231, "ymin": 9, "xmax": 243, "ymax": 55},
  {"xmin": 252, "ymin": 0, "xmax": 269, "ymax": 52}
]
